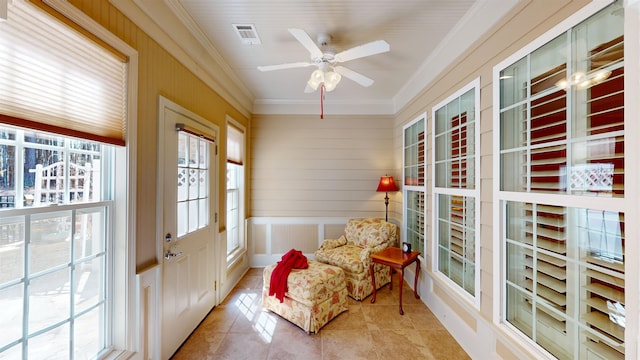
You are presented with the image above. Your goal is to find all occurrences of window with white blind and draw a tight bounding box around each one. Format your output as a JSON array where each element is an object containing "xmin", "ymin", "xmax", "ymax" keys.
[
  {"xmin": 226, "ymin": 122, "xmax": 245, "ymax": 265},
  {"xmin": 0, "ymin": 1, "xmax": 130, "ymax": 358},
  {"xmin": 496, "ymin": 1, "xmax": 625, "ymax": 358},
  {"xmin": 403, "ymin": 115, "xmax": 426, "ymax": 255},
  {"xmin": 433, "ymin": 79, "xmax": 480, "ymax": 301}
]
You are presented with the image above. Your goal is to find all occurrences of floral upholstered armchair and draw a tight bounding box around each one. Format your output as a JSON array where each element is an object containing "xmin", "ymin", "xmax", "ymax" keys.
[{"xmin": 314, "ymin": 218, "xmax": 398, "ymax": 300}]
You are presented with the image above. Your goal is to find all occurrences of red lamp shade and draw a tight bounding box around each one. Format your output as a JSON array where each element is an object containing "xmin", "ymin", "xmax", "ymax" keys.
[{"xmin": 376, "ymin": 175, "xmax": 398, "ymax": 192}]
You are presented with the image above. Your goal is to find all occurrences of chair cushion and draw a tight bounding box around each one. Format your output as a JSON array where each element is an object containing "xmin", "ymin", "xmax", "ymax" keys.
[{"xmin": 314, "ymin": 244, "xmax": 364, "ymax": 273}]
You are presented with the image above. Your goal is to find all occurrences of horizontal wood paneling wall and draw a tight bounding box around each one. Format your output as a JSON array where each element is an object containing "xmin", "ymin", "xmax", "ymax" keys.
[{"xmin": 251, "ymin": 114, "xmax": 397, "ymax": 218}]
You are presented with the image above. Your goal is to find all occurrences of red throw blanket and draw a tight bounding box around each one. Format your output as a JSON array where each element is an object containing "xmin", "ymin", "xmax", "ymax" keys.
[{"xmin": 269, "ymin": 249, "xmax": 309, "ymax": 303}]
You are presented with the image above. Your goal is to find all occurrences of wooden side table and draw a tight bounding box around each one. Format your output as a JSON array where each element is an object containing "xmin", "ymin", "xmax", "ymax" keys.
[{"xmin": 369, "ymin": 247, "xmax": 420, "ymax": 315}]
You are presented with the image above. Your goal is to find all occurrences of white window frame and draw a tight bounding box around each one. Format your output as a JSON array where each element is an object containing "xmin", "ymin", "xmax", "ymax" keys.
[
  {"xmin": 225, "ymin": 119, "xmax": 245, "ymax": 268},
  {"xmin": 402, "ymin": 113, "xmax": 427, "ymax": 258},
  {"xmin": 431, "ymin": 78, "xmax": 481, "ymax": 307},
  {"xmin": 492, "ymin": 1, "xmax": 640, "ymax": 358}
]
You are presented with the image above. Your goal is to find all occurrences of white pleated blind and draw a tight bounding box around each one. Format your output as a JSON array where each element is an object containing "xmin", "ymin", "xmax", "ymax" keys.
[
  {"xmin": 0, "ymin": 0, "xmax": 126, "ymax": 145},
  {"xmin": 227, "ymin": 125, "xmax": 244, "ymax": 165}
]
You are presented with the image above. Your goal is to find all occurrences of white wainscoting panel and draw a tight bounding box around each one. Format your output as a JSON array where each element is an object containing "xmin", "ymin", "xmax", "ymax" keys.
[
  {"xmin": 136, "ymin": 265, "xmax": 160, "ymax": 360},
  {"xmin": 247, "ymin": 216, "xmax": 353, "ymax": 267}
]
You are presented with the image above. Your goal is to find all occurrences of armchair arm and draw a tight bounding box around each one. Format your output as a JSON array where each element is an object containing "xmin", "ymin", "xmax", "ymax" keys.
[
  {"xmin": 359, "ymin": 243, "xmax": 390, "ymax": 266},
  {"xmin": 318, "ymin": 235, "xmax": 347, "ymax": 250}
]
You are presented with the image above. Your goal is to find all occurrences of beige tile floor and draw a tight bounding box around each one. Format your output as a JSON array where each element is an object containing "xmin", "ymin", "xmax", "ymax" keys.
[{"xmin": 172, "ymin": 268, "xmax": 470, "ymax": 360}]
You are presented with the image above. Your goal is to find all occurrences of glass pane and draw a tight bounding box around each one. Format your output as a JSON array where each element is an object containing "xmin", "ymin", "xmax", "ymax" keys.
[
  {"xmin": 30, "ymin": 211, "xmax": 71, "ymax": 273},
  {"xmin": 198, "ymin": 140, "xmax": 207, "ymax": 169},
  {"xmin": 188, "ymin": 136, "xmax": 198, "ymax": 167},
  {"xmin": 75, "ymin": 305, "xmax": 105, "ymax": 359},
  {"xmin": 435, "ymin": 107, "xmax": 447, "ymax": 134},
  {"xmin": 198, "ymin": 198, "xmax": 208, "ymax": 229},
  {"xmin": 199, "ymin": 169, "xmax": 207, "ymax": 198},
  {"xmin": 0, "ymin": 283, "xmax": 23, "ymax": 348},
  {"xmin": 531, "ymin": 144, "xmax": 567, "ymax": 193},
  {"xmin": 74, "ymin": 207, "xmax": 105, "ymax": 260},
  {"xmin": 505, "ymin": 201, "xmax": 530, "ymax": 243},
  {"xmin": 23, "ymin": 131, "xmax": 64, "ymax": 147},
  {"xmin": 29, "ymin": 268, "xmax": 70, "ymax": 333},
  {"xmin": 188, "ymin": 200, "xmax": 198, "ymax": 232},
  {"xmin": 501, "ymin": 150, "xmax": 526, "ymax": 192},
  {"xmin": 0, "ymin": 143, "xmax": 16, "ymax": 208},
  {"xmin": 177, "ymin": 201, "xmax": 187, "ymax": 238},
  {"xmin": 500, "ymin": 104, "xmax": 528, "ymax": 150},
  {"xmin": 505, "ymin": 284, "xmax": 533, "ymax": 339},
  {"xmin": 437, "ymin": 194, "xmax": 475, "ymax": 296},
  {"xmin": 68, "ymin": 152, "xmax": 101, "ymax": 203},
  {"xmin": 577, "ymin": 209, "xmax": 624, "ymax": 265},
  {"xmin": 505, "ymin": 242, "xmax": 527, "ymax": 285},
  {"xmin": 74, "ymin": 256, "xmax": 104, "ymax": 313},
  {"xmin": 434, "ymin": 133, "xmax": 448, "ymax": 162},
  {"xmin": 535, "ymin": 302, "xmax": 568, "ymax": 359},
  {"xmin": 178, "ymin": 132, "xmax": 188, "ymax": 166},
  {"xmin": 177, "ymin": 168, "xmax": 188, "ymax": 202},
  {"xmin": 28, "ymin": 323, "xmax": 69, "ymax": 360},
  {"xmin": 434, "ymin": 161, "xmax": 448, "ymax": 188},
  {"xmin": 23, "ymin": 147, "xmax": 65, "ymax": 206},
  {"xmin": 500, "ymin": 56, "xmax": 528, "ymax": 108},
  {"xmin": 529, "ymin": 34, "xmax": 567, "ymax": 96},
  {"xmin": 530, "ymin": 91, "xmax": 566, "ymax": 145},
  {"xmin": 405, "ymin": 190, "xmax": 425, "ymax": 253},
  {"xmin": 188, "ymin": 168, "xmax": 198, "ymax": 200},
  {"xmin": 463, "ymin": 259, "xmax": 475, "ymax": 294},
  {"xmin": 570, "ymin": 137, "xmax": 623, "ymax": 198},
  {"xmin": 404, "ymin": 118, "xmax": 425, "ymax": 186},
  {"xmin": 0, "ymin": 216, "xmax": 25, "ymax": 283}
]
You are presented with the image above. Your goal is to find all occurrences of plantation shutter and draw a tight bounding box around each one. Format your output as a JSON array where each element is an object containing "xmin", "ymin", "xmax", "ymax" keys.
[{"xmin": 0, "ymin": 0, "xmax": 127, "ymax": 145}]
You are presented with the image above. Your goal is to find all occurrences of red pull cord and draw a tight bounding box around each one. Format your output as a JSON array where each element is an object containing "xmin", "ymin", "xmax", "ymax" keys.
[{"xmin": 320, "ymin": 84, "xmax": 325, "ymax": 119}]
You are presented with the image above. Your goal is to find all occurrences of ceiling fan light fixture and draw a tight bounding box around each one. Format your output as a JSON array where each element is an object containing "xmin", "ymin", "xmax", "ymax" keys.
[
  {"xmin": 323, "ymin": 71, "xmax": 341, "ymax": 92},
  {"xmin": 308, "ymin": 69, "xmax": 324, "ymax": 90}
]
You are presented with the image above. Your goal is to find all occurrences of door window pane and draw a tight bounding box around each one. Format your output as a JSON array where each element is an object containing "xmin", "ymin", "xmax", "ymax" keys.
[{"xmin": 177, "ymin": 132, "xmax": 210, "ymax": 238}]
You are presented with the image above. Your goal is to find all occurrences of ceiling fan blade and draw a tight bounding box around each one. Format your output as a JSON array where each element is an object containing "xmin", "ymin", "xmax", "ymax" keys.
[
  {"xmin": 334, "ymin": 66, "xmax": 374, "ymax": 87},
  {"xmin": 334, "ymin": 40, "xmax": 390, "ymax": 63},
  {"xmin": 288, "ymin": 28, "xmax": 323, "ymax": 59},
  {"xmin": 257, "ymin": 62, "xmax": 313, "ymax": 72}
]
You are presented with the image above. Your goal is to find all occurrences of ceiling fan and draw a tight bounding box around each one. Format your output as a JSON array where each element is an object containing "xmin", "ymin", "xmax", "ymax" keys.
[{"xmin": 257, "ymin": 28, "xmax": 390, "ymax": 93}]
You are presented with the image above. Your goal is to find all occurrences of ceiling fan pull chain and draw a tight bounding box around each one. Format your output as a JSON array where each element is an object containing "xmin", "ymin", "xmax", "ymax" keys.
[{"xmin": 320, "ymin": 83, "xmax": 325, "ymax": 119}]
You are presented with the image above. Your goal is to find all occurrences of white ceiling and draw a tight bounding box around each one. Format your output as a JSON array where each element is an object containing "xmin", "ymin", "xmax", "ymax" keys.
[{"xmin": 139, "ymin": 0, "xmax": 520, "ymax": 115}]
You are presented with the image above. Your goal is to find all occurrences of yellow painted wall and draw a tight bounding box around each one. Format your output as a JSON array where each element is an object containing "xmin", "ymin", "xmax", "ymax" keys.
[{"xmin": 67, "ymin": 0, "xmax": 250, "ymax": 270}]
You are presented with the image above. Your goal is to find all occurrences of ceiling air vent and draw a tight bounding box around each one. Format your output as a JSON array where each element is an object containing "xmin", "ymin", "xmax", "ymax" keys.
[{"xmin": 233, "ymin": 24, "xmax": 261, "ymax": 45}]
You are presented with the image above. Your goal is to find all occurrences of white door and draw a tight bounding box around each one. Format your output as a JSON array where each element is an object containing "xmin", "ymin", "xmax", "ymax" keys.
[{"xmin": 158, "ymin": 97, "xmax": 218, "ymax": 359}]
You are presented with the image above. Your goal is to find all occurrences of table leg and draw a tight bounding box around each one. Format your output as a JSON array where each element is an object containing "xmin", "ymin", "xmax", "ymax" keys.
[
  {"xmin": 389, "ymin": 267, "xmax": 393, "ymax": 291},
  {"xmin": 370, "ymin": 263, "xmax": 377, "ymax": 304},
  {"xmin": 399, "ymin": 267, "xmax": 404, "ymax": 315},
  {"xmin": 414, "ymin": 260, "xmax": 420, "ymax": 299}
]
